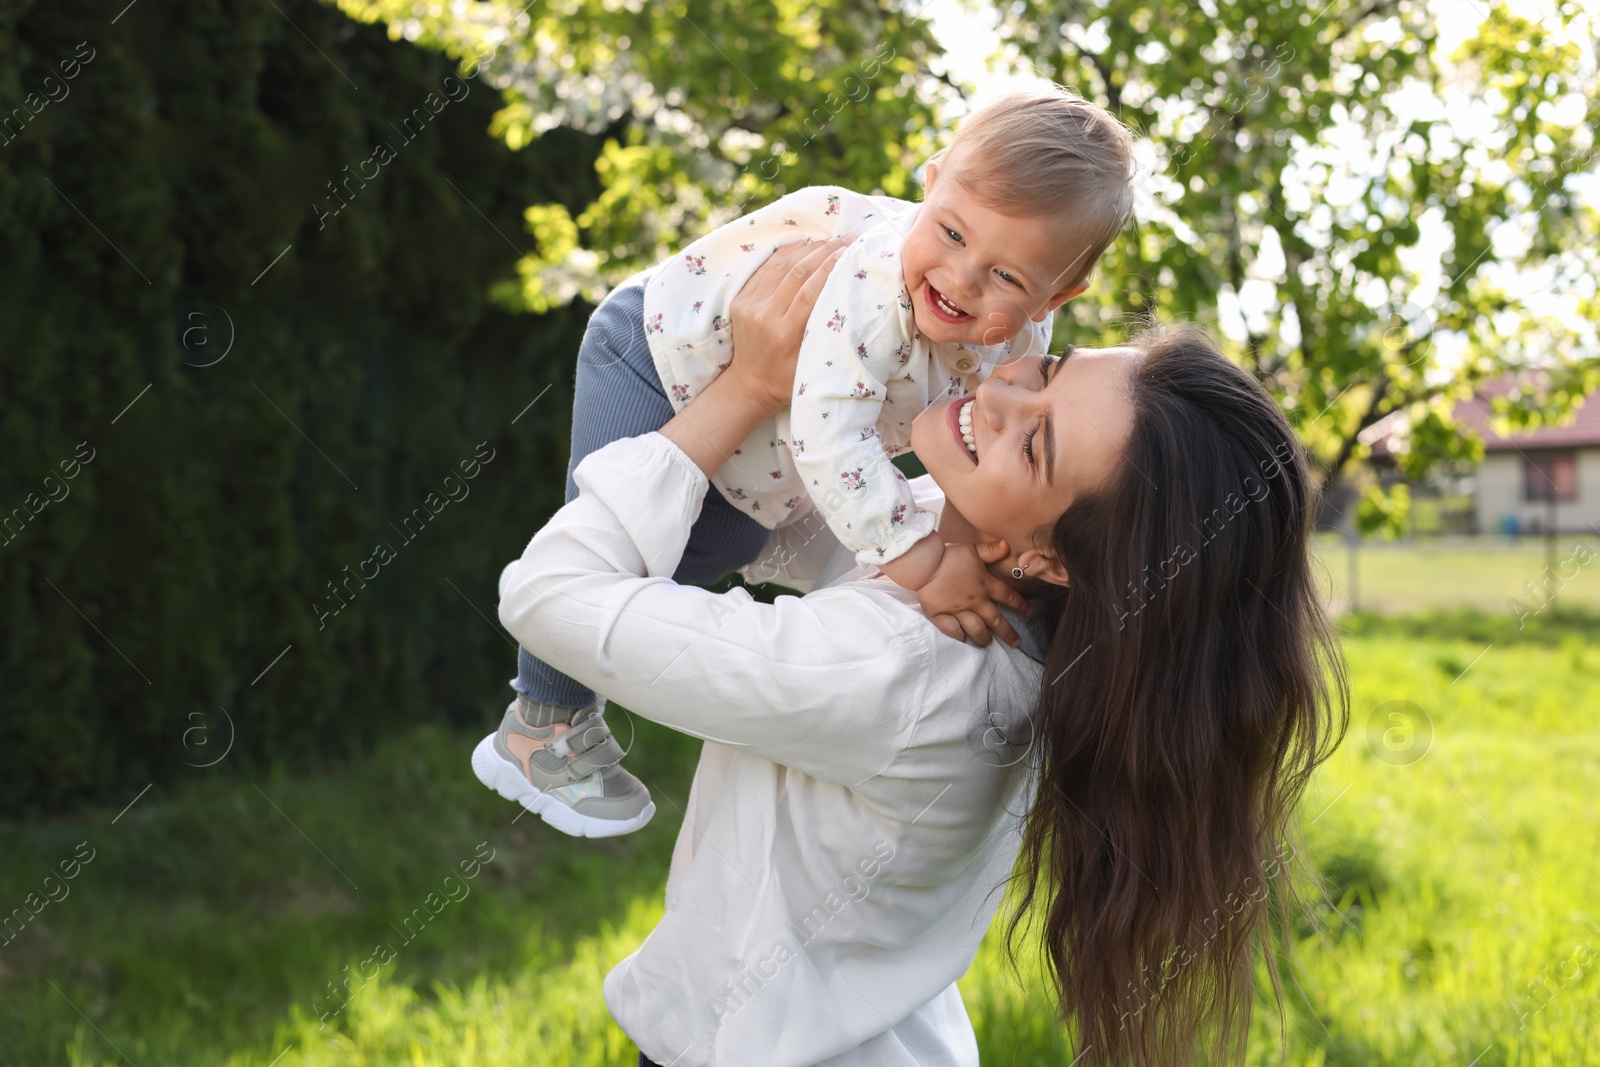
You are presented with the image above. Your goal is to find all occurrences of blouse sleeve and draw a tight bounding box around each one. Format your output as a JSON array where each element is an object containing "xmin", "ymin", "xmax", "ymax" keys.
[
  {"xmin": 787, "ymin": 239, "xmax": 935, "ymax": 568},
  {"xmin": 498, "ymin": 433, "xmax": 934, "ymax": 786}
]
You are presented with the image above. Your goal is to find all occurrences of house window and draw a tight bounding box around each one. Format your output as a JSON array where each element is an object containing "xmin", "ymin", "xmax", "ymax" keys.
[{"xmin": 1523, "ymin": 453, "xmax": 1578, "ymax": 501}]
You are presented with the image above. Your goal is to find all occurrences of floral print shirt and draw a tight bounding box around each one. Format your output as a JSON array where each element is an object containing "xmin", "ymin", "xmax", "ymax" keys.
[{"xmin": 642, "ymin": 185, "xmax": 1051, "ymax": 567}]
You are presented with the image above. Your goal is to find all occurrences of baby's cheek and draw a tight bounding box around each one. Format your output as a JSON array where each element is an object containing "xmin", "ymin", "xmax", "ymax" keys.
[
  {"xmin": 900, "ymin": 248, "xmax": 920, "ymax": 287},
  {"xmin": 978, "ymin": 301, "xmax": 1024, "ymax": 346}
]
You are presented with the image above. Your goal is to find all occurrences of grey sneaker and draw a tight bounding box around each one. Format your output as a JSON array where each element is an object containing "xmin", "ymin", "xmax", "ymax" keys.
[{"xmin": 471, "ymin": 698, "xmax": 654, "ymax": 837}]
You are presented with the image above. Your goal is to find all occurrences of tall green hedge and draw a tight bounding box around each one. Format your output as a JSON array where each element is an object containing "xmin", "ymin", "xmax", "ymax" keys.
[{"xmin": 0, "ymin": 0, "xmax": 603, "ymax": 812}]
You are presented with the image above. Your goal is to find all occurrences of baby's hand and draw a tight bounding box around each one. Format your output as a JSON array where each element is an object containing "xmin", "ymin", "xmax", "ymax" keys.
[{"xmin": 916, "ymin": 541, "xmax": 1030, "ymax": 648}]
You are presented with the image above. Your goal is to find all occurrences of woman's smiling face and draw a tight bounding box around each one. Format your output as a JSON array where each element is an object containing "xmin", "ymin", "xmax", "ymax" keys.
[{"xmin": 910, "ymin": 346, "xmax": 1139, "ymax": 553}]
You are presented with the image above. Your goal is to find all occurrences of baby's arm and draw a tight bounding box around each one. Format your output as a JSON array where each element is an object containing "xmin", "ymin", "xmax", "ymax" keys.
[
  {"xmin": 881, "ymin": 538, "xmax": 1027, "ymax": 648},
  {"xmin": 785, "ymin": 244, "xmax": 937, "ymax": 572},
  {"xmin": 875, "ymin": 532, "xmax": 944, "ymax": 589}
]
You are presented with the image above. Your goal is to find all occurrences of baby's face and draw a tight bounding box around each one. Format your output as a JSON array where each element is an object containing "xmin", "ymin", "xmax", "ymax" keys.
[{"xmin": 899, "ymin": 166, "xmax": 1090, "ymax": 348}]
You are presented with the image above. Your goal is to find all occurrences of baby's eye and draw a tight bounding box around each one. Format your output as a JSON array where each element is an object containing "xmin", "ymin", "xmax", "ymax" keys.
[
  {"xmin": 943, "ymin": 226, "xmax": 963, "ymax": 244},
  {"xmin": 996, "ymin": 269, "xmax": 1020, "ymax": 287}
]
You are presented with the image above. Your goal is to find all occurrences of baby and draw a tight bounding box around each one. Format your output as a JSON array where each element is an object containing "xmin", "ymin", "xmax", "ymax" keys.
[{"xmin": 476, "ymin": 86, "xmax": 1137, "ymax": 837}]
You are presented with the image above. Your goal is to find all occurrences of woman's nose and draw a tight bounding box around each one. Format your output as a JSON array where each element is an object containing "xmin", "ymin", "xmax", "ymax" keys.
[
  {"xmin": 978, "ymin": 365, "xmax": 1045, "ymax": 425},
  {"xmin": 974, "ymin": 377, "xmax": 1013, "ymax": 431},
  {"xmin": 991, "ymin": 358, "xmax": 1031, "ymax": 388}
]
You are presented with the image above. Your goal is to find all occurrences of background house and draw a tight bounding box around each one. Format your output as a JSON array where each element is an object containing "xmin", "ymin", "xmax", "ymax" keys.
[{"xmin": 1455, "ymin": 380, "xmax": 1600, "ymax": 536}]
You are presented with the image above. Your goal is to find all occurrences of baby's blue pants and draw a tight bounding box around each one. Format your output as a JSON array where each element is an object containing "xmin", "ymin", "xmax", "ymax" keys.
[{"xmin": 511, "ymin": 269, "xmax": 771, "ymax": 708}]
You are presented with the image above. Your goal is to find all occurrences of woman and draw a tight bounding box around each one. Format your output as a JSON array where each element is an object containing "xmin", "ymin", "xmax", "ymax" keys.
[{"xmin": 495, "ymin": 240, "xmax": 1348, "ymax": 1066}]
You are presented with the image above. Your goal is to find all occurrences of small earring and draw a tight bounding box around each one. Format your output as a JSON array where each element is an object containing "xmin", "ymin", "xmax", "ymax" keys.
[{"xmin": 1011, "ymin": 563, "xmax": 1027, "ymax": 579}]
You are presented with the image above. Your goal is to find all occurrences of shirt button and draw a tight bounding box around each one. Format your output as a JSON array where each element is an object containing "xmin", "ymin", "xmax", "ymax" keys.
[{"xmin": 954, "ymin": 356, "xmax": 977, "ymax": 373}]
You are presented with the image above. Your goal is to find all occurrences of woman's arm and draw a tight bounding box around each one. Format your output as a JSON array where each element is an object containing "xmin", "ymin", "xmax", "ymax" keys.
[{"xmin": 498, "ymin": 432, "xmax": 939, "ymax": 786}]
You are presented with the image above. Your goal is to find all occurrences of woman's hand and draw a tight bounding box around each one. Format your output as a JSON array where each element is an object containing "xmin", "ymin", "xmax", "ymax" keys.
[
  {"xmin": 660, "ymin": 236, "xmax": 850, "ymax": 481},
  {"xmin": 726, "ymin": 236, "xmax": 852, "ymax": 414}
]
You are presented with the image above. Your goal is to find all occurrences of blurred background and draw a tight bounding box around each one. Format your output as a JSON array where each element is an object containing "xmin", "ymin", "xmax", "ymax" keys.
[{"xmin": 1, "ymin": 0, "xmax": 1597, "ymax": 1062}]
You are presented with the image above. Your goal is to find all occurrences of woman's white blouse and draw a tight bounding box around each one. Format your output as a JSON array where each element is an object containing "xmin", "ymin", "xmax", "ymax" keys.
[{"xmin": 498, "ymin": 433, "xmax": 1047, "ymax": 1067}]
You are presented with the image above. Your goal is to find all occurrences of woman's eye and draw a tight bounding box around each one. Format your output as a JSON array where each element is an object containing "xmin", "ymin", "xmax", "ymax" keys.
[
  {"xmin": 1023, "ymin": 427, "xmax": 1037, "ymax": 466},
  {"xmin": 1038, "ymin": 355, "xmax": 1051, "ymax": 385}
]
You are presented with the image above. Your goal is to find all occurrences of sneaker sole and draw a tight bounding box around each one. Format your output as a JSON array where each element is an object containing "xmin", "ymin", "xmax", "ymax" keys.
[{"xmin": 471, "ymin": 733, "xmax": 655, "ymax": 838}]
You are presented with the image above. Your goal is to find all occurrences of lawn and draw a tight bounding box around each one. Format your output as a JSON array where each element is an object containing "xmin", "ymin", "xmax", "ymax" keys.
[
  {"xmin": 3, "ymin": 609, "xmax": 1598, "ymax": 1065},
  {"xmin": 1314, "ymin": 533, "xmax": 1600, "ymax": 617}
]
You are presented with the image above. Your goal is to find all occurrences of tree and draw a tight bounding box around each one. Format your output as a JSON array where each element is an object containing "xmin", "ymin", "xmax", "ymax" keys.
[
  {"xmin": 0, "ymin": 0, "xmax": 589, "ymax": 810},
  {"xmin": 337, "ymin": 0, "xmax": 1600, "ymax": 529},
  {"xmin": 335, "ymin": 0, "xmax": 949, "ymax": 309},
  {"xmin": 991, "ymin": 0, "xmax": 1600, "ymax": 517}
]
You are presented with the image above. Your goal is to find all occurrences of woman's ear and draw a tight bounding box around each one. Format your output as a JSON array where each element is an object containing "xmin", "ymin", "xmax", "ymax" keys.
[{"xmin": 1019, "ymin": 549, "xmax": 1070, "ymax": 588}]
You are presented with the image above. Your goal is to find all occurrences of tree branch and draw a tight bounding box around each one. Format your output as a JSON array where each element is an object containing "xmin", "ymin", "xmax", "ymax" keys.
[
  {"xmin": 1215, "ymin": 114, "xmax": 1272, "ymax": 382},
  {"xmin": 1255, "ymin": 176, "xmax": 1320, "ymax": 386},
  {"xmin": 1120, "ymin": 217, "xmax": 1155, "ymax": 323},
  {"xmin": 1062, "ymin": 38, "xmax": 1121, "ymax": 112},
  {"xmin": 1089, "ymin": 50, "xmax": 1121, "ymax": 112},
  {"xmin": 1319, "ymin": 374, "xmax": 1391, "ymax": 493},
  {"xmin": 1325, "ymin": 0, "xmax": 1403, "ymax": 47}
]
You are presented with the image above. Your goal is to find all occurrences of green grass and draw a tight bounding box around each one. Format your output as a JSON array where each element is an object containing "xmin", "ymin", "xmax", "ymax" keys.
[
  {"xmin": 0, "ymin": 711, "xmax": 705, "ymax": 1067},
  {"xmin": 1314, "ymin": 533, "xmax": 1600, "ymax": 616},
  {"xmin": 4, "ymin": 611, "xmax": 1599, "ymax": 1065}
]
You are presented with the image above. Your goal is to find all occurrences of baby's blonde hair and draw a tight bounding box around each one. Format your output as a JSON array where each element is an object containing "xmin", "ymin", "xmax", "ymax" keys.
[{"xmin": 931, "ymin": 85, "xmax": 1137, "ymax": 291}]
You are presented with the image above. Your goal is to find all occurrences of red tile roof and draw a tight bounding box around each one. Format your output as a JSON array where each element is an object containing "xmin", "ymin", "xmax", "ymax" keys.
[
  {"xmin": 1364, "ymin": 376, "xmax": 1600, "ymax": 459},
  {"xmin": 1452, "ymin": 378, "xmax": 1600, "ymax": 452}
]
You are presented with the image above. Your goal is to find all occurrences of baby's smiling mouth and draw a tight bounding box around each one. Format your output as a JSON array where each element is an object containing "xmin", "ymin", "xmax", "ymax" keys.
[{"xmin": 924, "ymin": 281, "xmax": 973, "ymax": 323}]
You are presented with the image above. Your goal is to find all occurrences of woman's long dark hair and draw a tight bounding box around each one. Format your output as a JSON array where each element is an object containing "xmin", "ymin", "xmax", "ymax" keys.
[{"xmin": 1011, "ymin": 326, "xmax": 1349, "ymax": 1065}]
